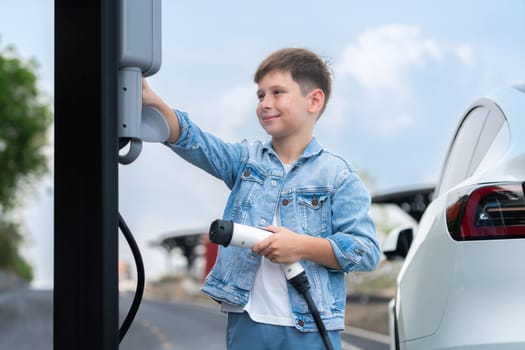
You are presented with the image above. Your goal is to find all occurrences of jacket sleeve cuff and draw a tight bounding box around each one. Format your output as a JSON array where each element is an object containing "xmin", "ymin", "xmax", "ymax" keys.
[{"xmin": 163, "ymin": 109, "xmax": 192, "ymax": 149}]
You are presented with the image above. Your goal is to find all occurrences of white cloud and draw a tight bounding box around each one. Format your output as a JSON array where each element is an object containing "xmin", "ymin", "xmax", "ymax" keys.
[
  {"xmin": 377, "ymin": 113, "xmax": 415, "ymax": 137},
  {"xmin": 327, "ymin": 24, "xmax": 478, "ymax": 141},
  {"xmin": 201, "ymin": 83, "xmax": 259, "ymax": 141},
  {"xmin": 455, "ymin": 44, "xmax": 474, "ymax": 65},
  {"xmin": 336, "ymin": 24, "xmax": 472, "ymax": 94}
]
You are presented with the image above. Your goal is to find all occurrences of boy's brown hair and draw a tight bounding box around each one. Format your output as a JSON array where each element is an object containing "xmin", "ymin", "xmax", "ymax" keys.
[{"xmin": 253, "ymin": 48, "xmax": 332, "ymax": 118}]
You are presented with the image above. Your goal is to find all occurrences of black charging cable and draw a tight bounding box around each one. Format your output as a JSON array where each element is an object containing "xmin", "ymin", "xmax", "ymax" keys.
[
  {"xmin": 117, "ymin": 212, "xmax": 145, "ymax": 343},
  {"xmin": 288, "ymin": 272, "xmax": 334, "ymax": 350}
]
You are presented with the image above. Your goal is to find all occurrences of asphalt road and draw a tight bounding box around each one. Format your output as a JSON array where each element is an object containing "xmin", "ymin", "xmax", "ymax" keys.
[
  {"xmin": 0, "ymin": 288, "xmax": 53, "ymax": 350},
  {"xmin": 0, "ymin": 288, "xmax": 388, "ymax": 350},
  {"xmin": 119, "ymin": 292, "xmax": 227, "ymax": 350}
]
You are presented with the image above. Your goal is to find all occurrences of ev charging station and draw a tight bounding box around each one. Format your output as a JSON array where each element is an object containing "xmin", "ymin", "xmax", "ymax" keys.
[
  {"xmin": 55, "ymin": 2, "xmax": 334, "ymax": 349},
  {"xmin": 55, "ymin": 1, "xmax": 164, "ymax": 349},
  {"xmin": 118, "ymin": 0, "xmax": 168, "ymax": 163}
]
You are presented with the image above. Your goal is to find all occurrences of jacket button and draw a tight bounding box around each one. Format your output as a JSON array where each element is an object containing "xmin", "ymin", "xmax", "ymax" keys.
[
  {"xmin": 243, "ymin": 169, "xmax": 251, "ymax": 177},
  {"xmin": 282, "ymin": 199, "xmax": 289, "ymax": 206},
  {"xmin": 311, "ymin": 197, "xmax": 318, "ymax": 206},
  {"xmin": 297, "ymin": 320, "xmax": 304, "ymax": 327}
]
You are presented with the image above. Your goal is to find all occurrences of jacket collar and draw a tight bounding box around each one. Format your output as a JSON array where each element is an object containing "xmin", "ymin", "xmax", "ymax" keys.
[{"xmin": 262, "ymin": 137, "xmax": 324, "ymax": 161}]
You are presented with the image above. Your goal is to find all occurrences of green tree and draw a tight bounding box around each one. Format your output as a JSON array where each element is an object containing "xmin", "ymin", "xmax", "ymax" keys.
[{"xmin": 0, "ymin": 43, "xmax": 52, "ymax": 281}]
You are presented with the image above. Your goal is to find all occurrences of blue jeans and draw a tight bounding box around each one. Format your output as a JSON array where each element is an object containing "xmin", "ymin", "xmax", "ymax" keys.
[{"xmin": 226, "ymin": 312, "xmax": 342, "ymax": 350}]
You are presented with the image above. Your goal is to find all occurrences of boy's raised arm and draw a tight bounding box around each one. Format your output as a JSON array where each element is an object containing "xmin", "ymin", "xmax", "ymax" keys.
[{"xmin": 142, "ymin": 78, "xmax": 181, "ymax": 143}]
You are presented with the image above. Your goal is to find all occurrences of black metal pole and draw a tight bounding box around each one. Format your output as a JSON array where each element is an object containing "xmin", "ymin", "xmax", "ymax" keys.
[{"xmin": 54, "ymin": 1, "xmax": 119, "ymax": 349}]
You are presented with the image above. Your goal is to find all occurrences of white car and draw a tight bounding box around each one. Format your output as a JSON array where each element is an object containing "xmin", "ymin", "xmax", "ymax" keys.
[{"xmin": 383, "ymin": 85, "xmax": 525, "ymax": 350}]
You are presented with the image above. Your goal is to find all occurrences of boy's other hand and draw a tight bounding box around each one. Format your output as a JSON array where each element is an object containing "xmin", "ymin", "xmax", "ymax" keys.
[
  {"xmin": 252, "ymin": 225, "xmax": 304, "ymax": 264},
  {"xmin": 252, "ymin": 225, "xmax": 341, "ymax": 270}
]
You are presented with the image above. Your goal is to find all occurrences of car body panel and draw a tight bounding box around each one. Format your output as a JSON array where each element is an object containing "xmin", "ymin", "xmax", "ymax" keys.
[
  {"xmin": 387, "ymin": 85, "xmax": 525, "ymax": 349},
  {"xmin": 396, "ymin": 194, "xmax": 455, "ymax": 342}
]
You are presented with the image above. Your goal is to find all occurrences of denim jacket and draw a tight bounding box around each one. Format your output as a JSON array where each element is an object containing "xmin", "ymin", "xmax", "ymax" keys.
[{"xmin": 166, "ymin": 110, "xmax": 381, "ymax": 332}]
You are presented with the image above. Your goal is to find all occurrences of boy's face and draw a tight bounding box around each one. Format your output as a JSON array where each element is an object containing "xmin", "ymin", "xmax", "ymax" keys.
[{"xmin": 255, "ymin": 70, "xmax": 320, "ymax": 142}]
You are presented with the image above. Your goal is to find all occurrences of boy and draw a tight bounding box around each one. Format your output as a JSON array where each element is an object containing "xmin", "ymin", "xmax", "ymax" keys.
[{"xmin": 142, "ymin": 48, "xmax": 381, "ymax": 350}]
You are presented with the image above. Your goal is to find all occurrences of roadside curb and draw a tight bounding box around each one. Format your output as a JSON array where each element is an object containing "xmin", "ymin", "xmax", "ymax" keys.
[{"xmin": 343, "ymin": 325, "xmax": 390, "ymax": 344}]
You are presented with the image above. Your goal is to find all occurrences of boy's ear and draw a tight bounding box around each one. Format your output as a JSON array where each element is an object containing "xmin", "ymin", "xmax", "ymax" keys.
[{"xmin": 308, "ymin": 88, "xmax": 325, "ymax": 114}]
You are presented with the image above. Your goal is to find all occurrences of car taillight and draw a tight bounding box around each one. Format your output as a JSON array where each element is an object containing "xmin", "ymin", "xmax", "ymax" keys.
[{"xmin": 446, "ymin": 182, "xmax": 525, "ymax": 240}]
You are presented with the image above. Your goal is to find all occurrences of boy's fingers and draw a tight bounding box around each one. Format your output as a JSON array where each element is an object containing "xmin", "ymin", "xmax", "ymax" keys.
[
  {"xmin": 263, "ymin": 225, "xmax": 278, "ymax": 233},
  {"xmin": 252, "ymin": 236, "xmax": 272, "ymax": 255}
]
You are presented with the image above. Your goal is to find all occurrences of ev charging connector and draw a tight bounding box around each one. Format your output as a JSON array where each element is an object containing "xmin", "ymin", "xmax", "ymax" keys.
[
  {"xmin": 209, "ymin": 220, "xmax": 306, "ymax": 281},
  {"xmin": 209, "ymin": 219, "xmax": 335, "ymax": 350},
  {"xmin": 118, "ymin": 0, "xmax": 169, "ymax": 165}
]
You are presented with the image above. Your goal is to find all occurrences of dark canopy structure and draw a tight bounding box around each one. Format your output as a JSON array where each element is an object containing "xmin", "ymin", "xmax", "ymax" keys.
[{"xmin": 372, "ymin": 185, "xmax": 435, "ymax": 222}]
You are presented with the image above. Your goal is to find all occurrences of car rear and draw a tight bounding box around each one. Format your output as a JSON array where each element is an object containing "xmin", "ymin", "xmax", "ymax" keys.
[{"xmin": 396, "ymin": 86, "xmax": 525, "ymax": 349}]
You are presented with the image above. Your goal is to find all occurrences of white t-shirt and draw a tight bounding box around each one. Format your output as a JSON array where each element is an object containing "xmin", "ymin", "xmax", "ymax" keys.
[{"xmin": 220, "ymin": 164, "xmax": 294, "ymax": 326}]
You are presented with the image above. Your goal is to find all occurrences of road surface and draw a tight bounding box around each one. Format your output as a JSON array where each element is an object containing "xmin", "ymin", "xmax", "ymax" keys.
[{"xmin": 0, "ymin": 288, "xmax": 388, "ymax": 350}]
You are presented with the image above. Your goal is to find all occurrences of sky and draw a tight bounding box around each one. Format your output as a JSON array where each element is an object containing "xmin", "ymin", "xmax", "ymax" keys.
[{"xmin": 1, "ymin": 0, "xmax": 525, "ymax": 288}]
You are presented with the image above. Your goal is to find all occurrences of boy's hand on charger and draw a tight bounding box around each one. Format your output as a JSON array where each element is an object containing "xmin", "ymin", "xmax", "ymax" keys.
[
  {"xmin": 142, "ymin": 78, "xmax": 160, "ymax": 107},
  {"xmin": 252, "ymin": 225, "xmax": 304, "ymax": 264}
]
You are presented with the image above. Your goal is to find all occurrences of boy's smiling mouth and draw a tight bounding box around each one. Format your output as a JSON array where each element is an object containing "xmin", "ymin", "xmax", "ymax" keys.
[{"xmin": 262, "ymin": 114, "xmax": 279, "ymax": 122}]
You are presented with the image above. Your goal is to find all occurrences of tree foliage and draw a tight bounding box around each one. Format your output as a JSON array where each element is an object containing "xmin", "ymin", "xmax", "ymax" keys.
[
  {"xmin": 0, "ymin": 46, "xmax": 52, "ymax": 210},
  {"xmin": 0, "ymin": 43, "xmax": 52, "ymax": 280},
  {"xmin": 0, "ymin": 220, "xmax": 33, "ymax": 281}
]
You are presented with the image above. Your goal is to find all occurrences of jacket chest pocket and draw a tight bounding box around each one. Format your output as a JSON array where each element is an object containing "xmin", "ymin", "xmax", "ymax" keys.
[
  {"xmin": 297, "ymin": 191, "xmax": 329, "ymax": 235},
  {"xmin": 235, "ymin": 165, "xmax": 265, "ymax": 207}
]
